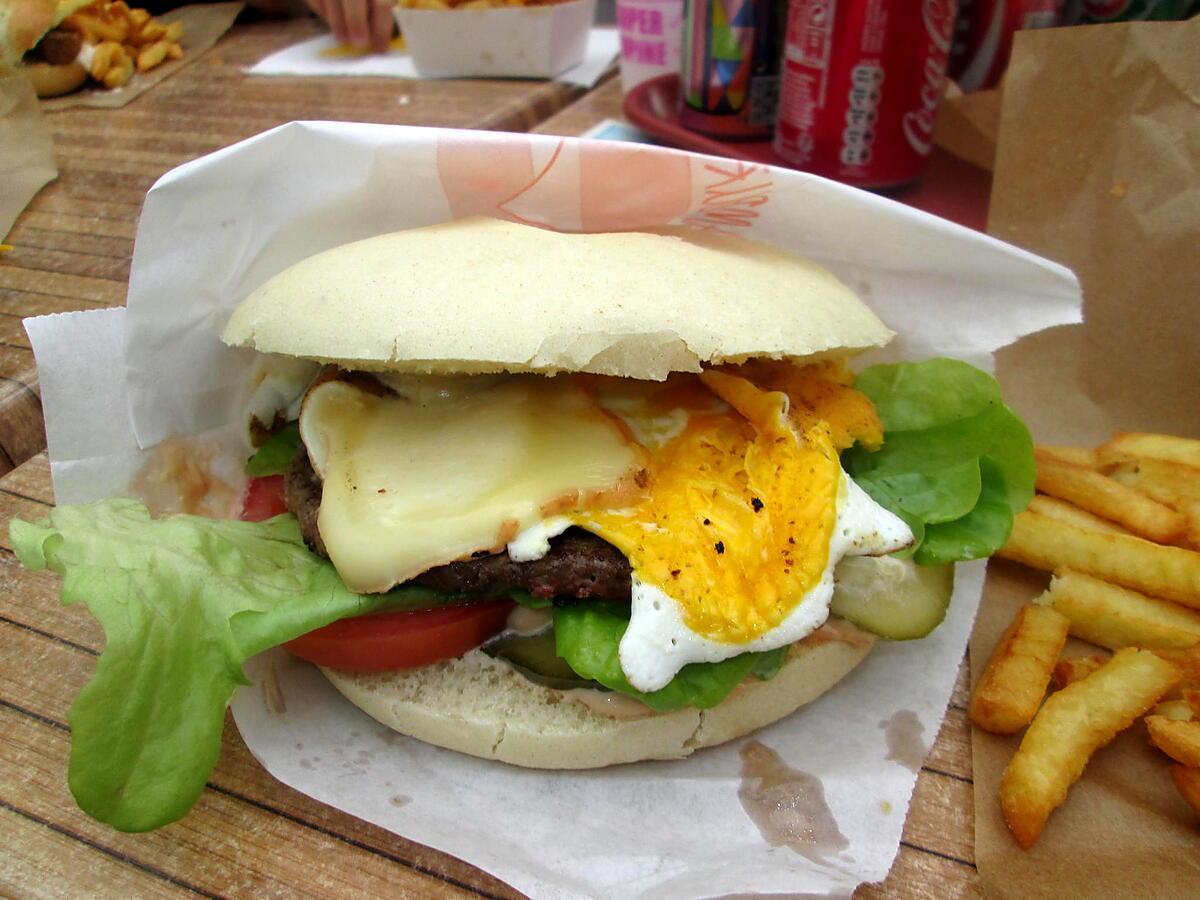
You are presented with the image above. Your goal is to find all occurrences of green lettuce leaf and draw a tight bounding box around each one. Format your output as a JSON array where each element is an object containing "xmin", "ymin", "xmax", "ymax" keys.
[
  {"xmin": 553, "ymin": 601, "xmax": 787, "ymax": 712},
  {"xmin": 845, "ymin": 359, "xmax": 1034, "ymax": 566},
  {"xmin": 8, "ymin": 500, "xmax": 462, "ymax": 833},
  {"xmin": 244, "ymin": 422, "xmax": 301, "ymax": 476}
]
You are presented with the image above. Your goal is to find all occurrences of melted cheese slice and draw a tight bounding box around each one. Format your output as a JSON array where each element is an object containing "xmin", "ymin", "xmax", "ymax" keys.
[{"xmin": 300, "ymin": 377, "xmax": 643, "ymax": 594}]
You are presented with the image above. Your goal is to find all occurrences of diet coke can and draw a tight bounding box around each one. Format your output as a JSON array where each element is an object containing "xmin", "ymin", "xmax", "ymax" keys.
[{"xmin": 773, "ymin": 0, "xmax": 959, "ymax": 188}]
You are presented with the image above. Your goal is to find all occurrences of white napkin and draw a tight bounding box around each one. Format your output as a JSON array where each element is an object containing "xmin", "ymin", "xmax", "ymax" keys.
[{"xmin": 247, "ymin": 27, "xmax": 618, "ymax": 88}]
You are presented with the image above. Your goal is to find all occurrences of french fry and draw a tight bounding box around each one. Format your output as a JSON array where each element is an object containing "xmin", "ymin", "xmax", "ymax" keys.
[
  {"xmin": 1051, "ymin": 654, "xmax": 1107, "ymax": 689},
  {"xmin": 102, "ymin": 55, "xmax": 133, "ymax": 88},
  {"xmin": 164, "ymin": 20, "xmax": 183, "ymax": 43},
  {"xmin": 136, "ymin": 39, "xmax": 169, "ymax": 72},
  {"xmin": 1034, "ymin": 456, "xmax": 1187, "ymax": 544},
  {"xmin": 81, "ymin": 11, "xmax": 128, "ymax": 42},
  {"xmin": 1027, "ymin": 495, "xmax": 1129, "ymax": 536},
  {"xmin": 1000, "ymin": 648, "xmax": 1180, "ymax": 848},
  {"xmin": 1100, "ymin": 432, "xmax": 1200, "ymax": 469},
  {"xmin": 1171, "ymin": 765, "xmax": 1200, "ymax": 817},
  {"xmin": 1152, "ymin": 699, "xmax": 1195, "ymax": 720},
  {"xmin": 1040, "ymin": 570, "xmax": 1200, "ymax": 650},
  {"xmin": 1184, "ymin": 684, "xmax": 1200, "ymax": 716},
  {"xmin": 1036, "ymin": 445, "xmax": 1099, "ymax": 469},
  {"xmin": 128, "ymin": 7, "xmax": 149, "ymax": 28},
  {"xmin": 970, "ymin": 605, "xmax": 1071, "ymax": 734},
  {"xmin": 1150, "ymin": 647, "xmax": 1200, "ymax": 684},
  {"xmin": 1146, "ymin": 716, "xmax": 1200, "ymax": 767},
  {"xmin": 1106, "ymin": 458, "xmax": 1200, "ymax": 549},
  {"xmin": 88, "ymin": 40, "xmax": 119, "ymax": 79},
  {"xmin": 999, "ymin": 512, "xmax": 1200, "ymax": 608},
  {"xmin": 1105, "ymin": 457, "xmax": 1200, "ymax": 506}
]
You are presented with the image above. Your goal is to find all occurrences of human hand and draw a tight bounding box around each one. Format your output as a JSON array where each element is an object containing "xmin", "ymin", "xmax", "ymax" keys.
[{"xmin": 306, "ymin": 0, "xmax": 395, "ymax": 52}]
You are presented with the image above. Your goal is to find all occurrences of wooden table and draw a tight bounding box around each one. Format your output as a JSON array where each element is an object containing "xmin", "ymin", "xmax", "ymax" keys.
[
  {"xmin": 535, "ymin": 77, "xmax": 986, "ymax": 898},
  {"xmin": 0, "ymin": 15, "xmax": 587, "ymax": 476}
]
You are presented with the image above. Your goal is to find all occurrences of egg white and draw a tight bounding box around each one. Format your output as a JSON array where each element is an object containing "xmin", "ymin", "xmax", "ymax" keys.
[{"xmin": 617, "ymin": 473, "xmax": 913, "ymax": 692}]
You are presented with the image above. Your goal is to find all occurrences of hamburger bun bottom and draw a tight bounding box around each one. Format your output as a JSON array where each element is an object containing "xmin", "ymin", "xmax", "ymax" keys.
[
  {"xmin": 24, "ymin": 60, "xmax": 86, "ymax": 97},
  {"xmin": 320, "ymin": 625, "xmax": 874, "ymax": 768}
]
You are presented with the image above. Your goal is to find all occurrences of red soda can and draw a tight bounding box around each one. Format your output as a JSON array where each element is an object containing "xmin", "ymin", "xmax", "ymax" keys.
[
  {"xmin": 773, "ymin": 0, "xmax": 960, "ymax": 188},
  {"xmin": 949, "ymin": 0, "xmax": 1062, "ymax": 92}
]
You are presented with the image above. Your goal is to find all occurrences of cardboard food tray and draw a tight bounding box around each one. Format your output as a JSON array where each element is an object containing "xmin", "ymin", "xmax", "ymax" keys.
[{"xmin": 395, "ymin": 0, "xmax": 594, "ymax": 78}]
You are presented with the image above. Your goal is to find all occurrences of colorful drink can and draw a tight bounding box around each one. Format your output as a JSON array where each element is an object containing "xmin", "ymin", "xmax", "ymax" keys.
[
  {"xmin": 773, "ymin": 0, "xmax": 959, "ymax": 188},
  {"xmin": 679, "ymin": 0, "xmax": 787, "ymax": 140}
]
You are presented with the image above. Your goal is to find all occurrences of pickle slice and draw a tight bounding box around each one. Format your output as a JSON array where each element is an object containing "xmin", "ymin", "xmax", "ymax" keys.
[
  {"xmin": 483, "ymin": 630, "xmax": 602, "ymax": 691},
  {"xmin": 829, "ymin": 556, "xmax": 954, "ymax": 640}
]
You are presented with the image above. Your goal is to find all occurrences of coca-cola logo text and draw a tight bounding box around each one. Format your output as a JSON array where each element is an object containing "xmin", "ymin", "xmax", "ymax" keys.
[{"xmin": 903, "ymin": 0, "xmax": 956, "ymax": 158}]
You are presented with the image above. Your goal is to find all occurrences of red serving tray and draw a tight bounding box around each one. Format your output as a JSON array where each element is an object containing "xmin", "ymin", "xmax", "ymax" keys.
[{"xmin": 622, "ymin": 74, "xmax": 992, "ymax": 233}]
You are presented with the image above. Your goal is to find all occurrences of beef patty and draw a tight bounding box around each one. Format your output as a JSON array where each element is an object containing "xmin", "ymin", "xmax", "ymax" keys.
[{"xmin": 285, "ymin": 451, "xmax": 633, "ymax": 601}]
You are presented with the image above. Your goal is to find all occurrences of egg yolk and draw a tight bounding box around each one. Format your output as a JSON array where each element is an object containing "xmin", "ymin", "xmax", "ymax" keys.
[{"xmin": 573, "ymin": 370, "xmax": 843, "ymax": 645}]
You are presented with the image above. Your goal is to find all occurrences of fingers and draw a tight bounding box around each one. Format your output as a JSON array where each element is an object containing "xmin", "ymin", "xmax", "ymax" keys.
[
  {"xmin": 342, "ymin": 0, "xmax": 369, "ymax": 47},
  {"xmin": 369, "ymin": 0, "xmax": 394, "ymax": 52}
]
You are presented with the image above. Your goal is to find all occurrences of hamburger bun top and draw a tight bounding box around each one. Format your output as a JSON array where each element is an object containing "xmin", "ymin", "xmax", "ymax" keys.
[
  {"xmin": 0, "ymin": 0, "xmax": 91, "ymax": 68},
  {"xmin": 221, "ymin": 217, "xmax": 893, "ymax": 381}
]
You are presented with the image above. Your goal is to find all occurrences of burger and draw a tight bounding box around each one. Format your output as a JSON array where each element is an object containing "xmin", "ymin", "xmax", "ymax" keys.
[
  {"xmin": 2, "ymin": 0, "xmax": 97, "ymax": 96},
  {"xmin": 11, "ymin": 217, "xmax": 1034, "ymax": 831}
]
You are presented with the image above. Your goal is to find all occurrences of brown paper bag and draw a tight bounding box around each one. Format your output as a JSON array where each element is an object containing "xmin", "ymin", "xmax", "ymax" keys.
[{"xmin": 972, "ymin": 18, "xmax": 1200, "ymax": 899}]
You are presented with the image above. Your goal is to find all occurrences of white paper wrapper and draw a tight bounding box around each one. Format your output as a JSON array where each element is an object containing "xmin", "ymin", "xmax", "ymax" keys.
[
  {"xmin": 23, "ymin": 123, "xmax": 1081, "ymax": 898},
  {"xmin": 246, "ymin": 27, "xmax": 619, "ymax": 88}
]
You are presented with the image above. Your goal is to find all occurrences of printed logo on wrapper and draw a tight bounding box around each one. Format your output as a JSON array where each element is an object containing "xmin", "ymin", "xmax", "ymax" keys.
[
  {"xmin": 434, "ymin": 132, "xmax": 770, "ymax": 233},
  {"xmin": 681, "ymin": 161, "xmax": 775, "ymax": 232}
]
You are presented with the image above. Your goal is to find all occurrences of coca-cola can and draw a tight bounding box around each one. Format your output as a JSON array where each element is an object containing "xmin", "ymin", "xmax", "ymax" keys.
[
  {"xmin": 773, "ymin": 0, "xmax": 959, "ymax": 188},
  {"xmin": 949, "ymin": 0, "xmax": 1062, "ymax": 92},
  {"xmin": 1061, "ymin": 0, "xmax": 1193, "ymax": 23}
]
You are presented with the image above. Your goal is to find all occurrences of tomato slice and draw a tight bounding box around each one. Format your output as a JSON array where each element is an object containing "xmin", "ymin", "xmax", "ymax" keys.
[
  {"xmin": 241, "ymin": 475, "xmax": 288, "ymax": 521},
  {"xmin": 284, "ymin": 600, "xmax": 515, "ymax": 671}
]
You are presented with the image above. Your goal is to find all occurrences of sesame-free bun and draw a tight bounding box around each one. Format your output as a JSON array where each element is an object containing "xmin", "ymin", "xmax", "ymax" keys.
[
  {"xmin": 319, "ymin": 627, "xmax": 873, "ymax": 768},
  {"xmin": 222, "ymin": 218, "xmax": 893, "ymax": 381},
  {"xmin": 23, "ymin": 58, "xmax": 84, "ymax": 95}
]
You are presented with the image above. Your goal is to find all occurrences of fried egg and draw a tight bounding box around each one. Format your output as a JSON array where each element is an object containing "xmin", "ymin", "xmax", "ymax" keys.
[{"xmin": 575, "ymin": 368, "xmax": 912, "ymax": 692}]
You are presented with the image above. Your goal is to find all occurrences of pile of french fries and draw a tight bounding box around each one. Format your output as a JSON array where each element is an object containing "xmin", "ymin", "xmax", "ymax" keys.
[
  {"xmin": 399, "ymin": 0, "xmax": 575, "ymax": 10},
  {"xmin": 970, "ymin": 432, "xmax": 1200, "ymax": 847},
  {"xmin": 62, "ymin": 0, "xmax": 183, "ymax": 89}
]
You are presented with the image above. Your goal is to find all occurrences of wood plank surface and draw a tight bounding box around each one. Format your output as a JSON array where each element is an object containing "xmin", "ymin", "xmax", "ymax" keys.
[{"xmin": 0, "ymin": 14, "xmax": 588, "ymax": 476}]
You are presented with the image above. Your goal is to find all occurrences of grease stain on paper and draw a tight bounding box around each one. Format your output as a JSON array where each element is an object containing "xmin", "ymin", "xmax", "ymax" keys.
[
  {"xmin": 390, "ymin": 794, "xmax": 411, "ymax": 808},
  {"xmin": 737, "ymin": 740, "xmax": 849, "ymax": 863},
  {"xmin": 262, "ymin": 660, "xmax": 287, "ymax": 714},
  {"xmin": 880, "ymin": 710, "xmax": 928, "ymax": 773}
]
